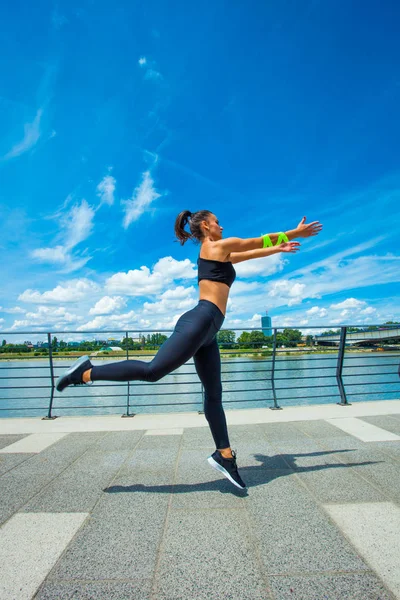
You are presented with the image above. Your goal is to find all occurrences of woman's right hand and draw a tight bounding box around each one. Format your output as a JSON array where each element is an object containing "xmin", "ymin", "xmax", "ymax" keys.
[{"xmin": 280, "ymin": 241, "xmax": 300, "ymax": 253}]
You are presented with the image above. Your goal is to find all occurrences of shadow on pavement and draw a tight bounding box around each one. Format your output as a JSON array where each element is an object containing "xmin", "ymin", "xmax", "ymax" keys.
[{"xmin": 103, "ymin": 449, "xmax": 381, "ymax": 496}]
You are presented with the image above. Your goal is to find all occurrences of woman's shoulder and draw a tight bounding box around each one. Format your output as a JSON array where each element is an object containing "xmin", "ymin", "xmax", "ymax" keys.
[{"xmin": 199, "ymin": 241, "xmax": 231, "ymax": 262}]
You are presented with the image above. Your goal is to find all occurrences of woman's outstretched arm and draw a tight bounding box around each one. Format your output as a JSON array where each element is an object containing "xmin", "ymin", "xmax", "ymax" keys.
[
  {"xmin": 219, "ymin": 216, "xmax": 322, "ymax": 255},
  {"xmin": 228, "ymin": 217, "xmax": 322, "ymax": 264},
  {"xmin": 263, "ymin": 216, "xmax": 323, "ymax": 245},
  {"xmin": 230, "ymin": 241, "xmax": 300, "ymax": 264}
]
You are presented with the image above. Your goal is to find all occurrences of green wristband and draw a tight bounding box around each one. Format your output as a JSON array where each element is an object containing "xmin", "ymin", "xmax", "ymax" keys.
[
  {"xmin": 277, "ymin": 232, "xmax": 289, "ymax": 245},
  {"xmin": 262, "ymin": 233, "xmax": 288, "ymax": 247},
  {"xmin": 261, "ymin": 233, "xmax": 273, "ymax": 248},
  {"xmin": 262, "ymin": 234, "xmax": 273, "ymax": 248}
]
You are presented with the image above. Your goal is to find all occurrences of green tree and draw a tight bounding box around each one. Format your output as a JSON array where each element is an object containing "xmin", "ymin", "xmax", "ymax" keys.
[
  {"xmin": 2, "ymin": 339, "xmax": 6, "ymax": 346},
  {"xmin": 51, "ymin": 336, "xmax": 58, "ymax": 350},
  {"xmin": 277, "ymin": 328, "xmax": 302, "ymax": 347},
  {"xmin": 237, "ymin": 331, "xmax": 251, "ymax": 348},
  {"xmin": 217, "ymin": 330, "xmax": 236, "ymax": 348},
  {"xmin": 249, "ymin": 330, "xmax": 267, "ymax": 349}
]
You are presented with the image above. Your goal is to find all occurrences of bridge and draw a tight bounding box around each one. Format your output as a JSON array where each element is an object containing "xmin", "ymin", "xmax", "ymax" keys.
[{"xmin": 315, "ymin": 328, "xmax": 400, "ymax": 346}]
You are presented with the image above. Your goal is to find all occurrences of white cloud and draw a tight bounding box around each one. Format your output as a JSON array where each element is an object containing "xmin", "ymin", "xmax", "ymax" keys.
[
  {"xmin": 89, "ymin": 296, "xmax": 126, "ymax": 315},
  {"xmin": 63, "ymin": 199, "xmax": 95, "ymax": 250},
  {"xmin": 234, "ymin": 254, "xmax": 286, "ymax": 278},
  {"xmin": 3, "ymin": 108, "xmax": 43, "ymax": 160},
  {"xmin": 267, "ymin": 280, "xmax": 307, "ymax": 306},
  {"xmin": 31, "ymin": 200, "xmax": 95, "ymax": 271},
  {"xmin": 0, "ymin": 306, "xmax": 25, "ymax": 314},
  {"xmin": 97, "ymin": 175, "xmax": 116, "ymax": 207},
  {"xmin": 106, "ymin": 257, "xmax": 196, "ymax": 296},
  {"xmin": 230, "ymin": 281, "xmax": 261, "ymax": 295},
  {"xmin": 306, "ymin": 306, "xmax": 328, "ymax": 318},
  {"xmin": 152, "ymin": 257, "xmax": 195, "ymax": 280},
  {"xmin": 138, "ymin": 56, "xmax": 162, "ymax": 81},
  {"xmin": 77, "ymin": 310, "xmax": 153, "ymax": 332},
  {"xmin": 143, "ymin": 286, "xmax": 196, "ymax": 314},
  {"xmin": 360, "ymin": 307, "xmax": 376, "ymax": 315},
  {"xmin": 122, "ymin": 171, "xmax": 161, "ymax": 228},
  {"xmin": 32, "ymin": 245, "xmax": 68, "ymax": 264},
  {"xmin": 18, "ymin": 279, "xmax": 100, "ymax": 304},
  {"xmin": 330, "ymin": 298, "xmax": 366, "ymax": 310},
  {"xmin": 10, "ymin": 306, "xmax": 80, "ymax": 330}
]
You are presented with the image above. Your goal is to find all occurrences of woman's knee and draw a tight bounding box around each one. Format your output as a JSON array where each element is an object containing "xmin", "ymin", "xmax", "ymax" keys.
[{"xmin": 145, "ymin": 364, "xmax": 164, "ymax": 382}]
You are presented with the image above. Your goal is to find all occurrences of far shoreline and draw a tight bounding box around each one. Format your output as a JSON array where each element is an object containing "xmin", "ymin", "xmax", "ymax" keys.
[{"xmin": 0, "ymin": 348, "xmax": 398, "ymax": 361}]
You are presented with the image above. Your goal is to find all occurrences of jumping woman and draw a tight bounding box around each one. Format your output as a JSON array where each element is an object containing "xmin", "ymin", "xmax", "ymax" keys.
[{"xmin": 56, "ymin": 211, "xmax": 322, "ymax": 489}]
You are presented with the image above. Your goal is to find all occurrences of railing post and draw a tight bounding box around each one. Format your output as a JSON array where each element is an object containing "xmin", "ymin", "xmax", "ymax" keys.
[
  {"xmin": 42, "ymin": 332, "xmax": 57, "ymax": 420},
  {"xmin": 270, "ymin": 328, "xmax": 281, "ymax": 410},
  {"xmin": 336, "ymin": 326, "xmax": 351, "ymax": 406},
  {"xmin": 122, "ymin": 330, "xmax": 135, "ymax": 417}
]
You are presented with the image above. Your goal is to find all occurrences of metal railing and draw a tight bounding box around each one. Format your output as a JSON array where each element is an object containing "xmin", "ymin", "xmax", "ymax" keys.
[{"xmin": 0, "ymin": 324, "xmax": 399, "ymax": 419}]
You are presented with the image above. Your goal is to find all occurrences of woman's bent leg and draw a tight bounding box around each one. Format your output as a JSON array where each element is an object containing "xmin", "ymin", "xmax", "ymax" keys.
[
  {"xmin": 91, "ymin": 304, "xmax": 214, "ymax": 383},
  {"xmin": 193, "ymin": 337, "xmax": 230, "ymax": 449}
]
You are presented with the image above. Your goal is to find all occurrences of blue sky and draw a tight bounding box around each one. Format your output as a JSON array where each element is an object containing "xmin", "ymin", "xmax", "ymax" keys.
[{"xmin": 1, "ymin": 0, "xmax": 399, "ymax": 341}]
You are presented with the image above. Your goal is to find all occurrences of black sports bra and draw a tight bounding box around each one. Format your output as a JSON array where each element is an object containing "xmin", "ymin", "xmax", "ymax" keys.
[{"xmin": 197, "ymin": 256, "xmax": 236, "ymax": 288}]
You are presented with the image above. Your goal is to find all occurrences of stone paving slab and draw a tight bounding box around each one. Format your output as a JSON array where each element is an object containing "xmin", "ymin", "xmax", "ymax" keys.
[
  {"xmin": 293, "ymin": 419, "xmax": 355, "ymax": 439},
  {"xmin": 266, "ymin": 438, "xmax": 386, "ymax": 504},
  {"xmin": 360, "ymin": 414, "xmax": 400, "ymax": 436},
  {"xmin": 171, "ymin": 448, "xmax": 246, "ymax": 509},
  {"xmin": 0, "ymin": 432, "xmax": 106, "ymax": 525},
  {"xmin": 22, "ymin": 449, "xmax": 130, "ymax": 513},
  {"xmin": 153, "ymin": 508, "xmax": 273, "ymax": 600},
  {"xmin": 0, "ymin": 452, "xmax": 35, "ymax": 476},
  {"xmin": 1, "ymin": 410, "xmax": 400, "ymax": 599},
  {"xmin": 48, "ymin": 484, "xmax": 171, "ymax": 581},
  {"xmin": 35, "ymin": 580, "xmax": 153, "ymax": 600},
  {"xmin": 0, "ymin": 434, "xmax": 28, "ymax": 449},
  {"xmin": 245, "ymin": 472, "xmax": 371, "ymax": 576},
  {"xmin": 268, "ymin": 573, "xmax": 393, "ymax": 600},
  {"xmin": 315, "ymin": 437, "xmax": 400, "ymax": 502}
]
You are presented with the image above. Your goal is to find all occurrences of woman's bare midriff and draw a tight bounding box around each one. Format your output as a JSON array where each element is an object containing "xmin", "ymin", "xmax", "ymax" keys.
[
  {"xmin": 198, "ymin": 242, "xmax": 231, "ymax": 316},
  {"xmin": 199, "ymin": 279, "xmax": 230, "ymax": 316}
]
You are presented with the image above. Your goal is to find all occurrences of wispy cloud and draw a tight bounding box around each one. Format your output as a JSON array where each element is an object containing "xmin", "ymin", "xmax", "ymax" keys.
[
  {"xmin": 31, "ymin": 200, "xmax": 95, "ymax": 272},
  {"xmin": 138, "ymin": 56, "xmax": 163, "ymax": 81},
  {"xmin": 96, "ymin": 174, "xmax": 116, "ymax": 207},
  {"xmin": 3, "ymin": 108, "xmax": 43, "ymax": 160},
  {"xmin": 62, "ymin": 200, "xmax": 95, "ymax": 249},
  {"xmin": 122, "ymin": 170, "xmax": 161, "ymax": 229}
]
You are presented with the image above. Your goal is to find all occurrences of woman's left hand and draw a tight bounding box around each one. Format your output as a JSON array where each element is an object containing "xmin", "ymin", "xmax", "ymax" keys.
[
  {"xmin": 296, "ymin": 217, "xmax": 323, "ymax": 238},
  {"xmin": 280, "ymin": 241, "xmax": 301, "ymax": 253}
]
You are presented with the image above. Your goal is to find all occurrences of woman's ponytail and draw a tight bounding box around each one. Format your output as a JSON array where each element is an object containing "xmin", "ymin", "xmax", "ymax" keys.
[
  {"xmin": 174, "ymin": 210, "xmax": 193, "ymax": 245},
  {"xmin": 174, "ymin": 209, "xmax": 212, "ymax": 245}
]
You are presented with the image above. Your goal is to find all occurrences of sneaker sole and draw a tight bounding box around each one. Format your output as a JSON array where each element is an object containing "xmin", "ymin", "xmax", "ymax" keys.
[
  {"xmin": 207, "ymin": 456, "xmax": 246, "ymax": 489},
  {"xmin": 56, "ymin": 355, "xmax": 90, "ymax": 392}
]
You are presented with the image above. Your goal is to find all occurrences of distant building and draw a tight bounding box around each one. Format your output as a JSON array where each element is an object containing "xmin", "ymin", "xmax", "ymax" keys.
[
  {"xmin": 261, "ymin": 311, "xmax": 272, "ymax": 336},
  {"xmin": 99, "ymin": 346, "xmax": 123, "ymax": 352}
]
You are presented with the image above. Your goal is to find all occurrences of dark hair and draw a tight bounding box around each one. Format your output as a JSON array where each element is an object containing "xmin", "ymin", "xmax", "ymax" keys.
[{"xmin": 174, "ymin": 209, "xmax": 212, "ymax": 245}]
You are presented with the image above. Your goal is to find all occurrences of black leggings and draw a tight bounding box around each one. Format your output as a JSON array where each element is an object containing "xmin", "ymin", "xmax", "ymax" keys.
[{"xmin": 91, "ymin": 300, "xmax": 230, "ymax": 449}]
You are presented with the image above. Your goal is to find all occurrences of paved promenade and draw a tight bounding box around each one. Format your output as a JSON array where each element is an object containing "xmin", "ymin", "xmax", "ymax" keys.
[{"xmin": 1, "ymin": 400, "xmax": 400, "ymax": 600}]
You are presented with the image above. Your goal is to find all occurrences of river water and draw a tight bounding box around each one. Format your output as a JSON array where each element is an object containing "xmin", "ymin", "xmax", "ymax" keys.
[{"xmin": 0, "ymin": 352, "xmax": 399, "ymax": 418}]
